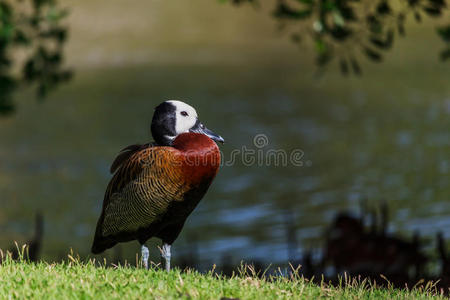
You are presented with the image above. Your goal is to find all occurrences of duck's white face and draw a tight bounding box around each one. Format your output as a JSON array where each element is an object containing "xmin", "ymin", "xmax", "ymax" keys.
[
  {"xmin": 151, "ymin": 100, "xmax": 224, "ymax": 146},
  {"xmin": 166, "ymin": 100, "xmax": 198, "ymax": 135}
]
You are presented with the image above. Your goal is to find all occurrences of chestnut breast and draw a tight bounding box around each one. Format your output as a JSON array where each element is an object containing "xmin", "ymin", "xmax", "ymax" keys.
[{"xmin": 172, "ymin": 132, "xmax": 221, "ymax": 187}]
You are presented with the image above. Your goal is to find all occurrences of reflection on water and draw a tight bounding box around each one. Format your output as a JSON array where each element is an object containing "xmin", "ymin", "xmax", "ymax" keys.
[{"xmin": 0, "ymin": 63, "xmax": 449, "ymax": 265}]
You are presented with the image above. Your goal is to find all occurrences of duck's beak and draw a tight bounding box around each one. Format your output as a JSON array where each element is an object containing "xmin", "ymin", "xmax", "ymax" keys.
[{"xmin": 190, "ymin": 120, "xmax": 224, "ymax": 144}]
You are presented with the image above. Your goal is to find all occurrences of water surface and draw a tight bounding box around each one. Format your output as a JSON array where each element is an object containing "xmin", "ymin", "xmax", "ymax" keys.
[{"xmin": 0, "ymin": 61, "xmax": 448, "ymax": 266}]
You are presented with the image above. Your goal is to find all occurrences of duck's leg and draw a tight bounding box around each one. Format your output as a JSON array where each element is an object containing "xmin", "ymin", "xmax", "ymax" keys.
[
  {"xmin": 141, "ymin": 244, "xmax": 149, "ymax": 269},
  {"xmin": 161, "ymin": 243, "xmax": 171, "ymax": 272}
]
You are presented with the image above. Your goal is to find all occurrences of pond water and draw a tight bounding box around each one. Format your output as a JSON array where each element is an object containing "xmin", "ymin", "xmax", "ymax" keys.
[{"xmin": 0, "ymin": 61, "xmax": 449, "ymax": 267}]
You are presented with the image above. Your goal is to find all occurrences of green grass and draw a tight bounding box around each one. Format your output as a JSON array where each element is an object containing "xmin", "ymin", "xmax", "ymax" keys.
[{"xmin": 0, "ymin": 251, "xmax": 446, "ymax": 299}]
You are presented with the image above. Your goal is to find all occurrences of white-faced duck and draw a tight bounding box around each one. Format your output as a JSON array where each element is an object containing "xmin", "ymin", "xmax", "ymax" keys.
[{"xmin": 91, "ymin": 100, "xmax": 224, "ymax": 271}]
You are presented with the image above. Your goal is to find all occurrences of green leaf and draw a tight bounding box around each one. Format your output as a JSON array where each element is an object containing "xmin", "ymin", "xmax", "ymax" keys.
[
  {"xmin": 437, "ymin": 25, "xmax": 450, "ymax": 43},
  {"xmin": 332, "ymin": 11, "xmax": 345, "ymax": 27},
  {"xmin": 0, "ymin": 24, "xmax": 14, "ymax": 41},
  {"xmin": 423, "ymin": 6, "xmax": 442, "ymax": 16},
  {"xmin": 370, "ymin": 29, "xmax": 393, "ymax": 49},
  {"xmin": 14, "ymin": 30, "xmax": 30, "ymax": 45},
  {"xmin": 427, "ymin": 0, "xmax": 445, "ymax": 6},
  {"xmin": 350, "ymin": 58, "xmax": 362, "ymax": 75},
  {"xmin": 315, "ymin": 38, "xmax": 327, "ymax": 54},
  {"xmin": 273, "ymin": 3, "xmax": 312, "ymax": 20},
  {"xmin": 440, "ymin": 48, "xmax": 450, "ymax": 61},
  {"xmin": 363, "ymin": 47, "xmax": 382, "ymax": 62},
  {"xmin": 376, "ymin": 1, "xmax": 391, "ymax": 15},
  {"xmin": 414, "ymin": 11, "xmax": 421, "ymax": 22},
  {"xmin": 339, "ymin": 59, "xmax": 349, "ymax": 75},
  {"xmin": 407, "ymin": 0, "xmax": 420, "ymax": 7},
  {"xmin": 367, "ymin": 15, "xmax": 382, "ymax": 34},
  {"xmin": 397, "ymin": 14, "xmax": 406, "ymax": 36},
  {"xmin": 46, "ymin": 7, "xmax": 69, "ymax": 23},
  {"xmin": 330, "ymin": 26, "xmax": 352, "ymax": 41},
  {"xmin": 0, "ymin": 2, "xmax": 12, "ymax": 19}
]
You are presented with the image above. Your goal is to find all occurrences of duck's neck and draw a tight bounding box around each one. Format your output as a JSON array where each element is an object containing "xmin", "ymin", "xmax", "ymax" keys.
[{"xmin": 153, "ymin": 135, "xmax": 175, "ymax": 146}]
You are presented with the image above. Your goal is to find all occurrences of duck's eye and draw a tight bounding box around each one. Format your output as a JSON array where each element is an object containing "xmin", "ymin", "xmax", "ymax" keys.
[{"xmin": 181, "ymin": 111, "xmax": 188, "ymax": 117}]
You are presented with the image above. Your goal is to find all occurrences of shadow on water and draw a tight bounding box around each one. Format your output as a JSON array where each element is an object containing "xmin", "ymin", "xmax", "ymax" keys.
[{"xmin": 173, "ymin": 203, "xmax": 450, "ymax": 293}]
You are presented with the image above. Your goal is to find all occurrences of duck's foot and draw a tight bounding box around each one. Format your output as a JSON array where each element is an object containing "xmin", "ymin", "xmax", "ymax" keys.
[{"xmin": 161, "ymin": 243, "xmax": 171, "ymax": 272}]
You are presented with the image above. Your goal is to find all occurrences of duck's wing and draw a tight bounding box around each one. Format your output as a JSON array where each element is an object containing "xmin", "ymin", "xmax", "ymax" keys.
[
  {"xmin": 91, "ymin": 144, "xmax": 188, "ymax": 253},
  {"xmin": 110, "ymin": 144, "xmax": 143, "ymax": 174}
]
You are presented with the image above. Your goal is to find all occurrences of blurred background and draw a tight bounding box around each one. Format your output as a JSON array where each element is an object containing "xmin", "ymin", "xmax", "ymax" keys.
[{"xmin": 0, "ymin": 0, "xmax": 449, "ymax": 282}]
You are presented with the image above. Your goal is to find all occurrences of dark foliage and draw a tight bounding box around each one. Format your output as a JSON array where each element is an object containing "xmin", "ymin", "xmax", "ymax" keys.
[
  {"xmin": 0, "ymin": 0, "xmax": 71, "ymax": 116},
  {"xmin": 437, "ymin": 24, "xmax": 450, "ymax": 60},
  {"xmin": 224, "ymin": 0, "xmax": 450, "ymax": 75}
]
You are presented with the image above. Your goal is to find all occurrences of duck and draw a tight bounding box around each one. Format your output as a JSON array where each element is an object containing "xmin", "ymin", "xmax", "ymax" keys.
[{"xmin": 91, "ymin": 100, "xmax": 224, "ymax": 271}]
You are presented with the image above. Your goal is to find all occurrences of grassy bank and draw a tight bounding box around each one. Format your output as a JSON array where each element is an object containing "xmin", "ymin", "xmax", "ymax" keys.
[{"xmin": 0, "ymin": 255, "xmax": 446, "ymax": 300}]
